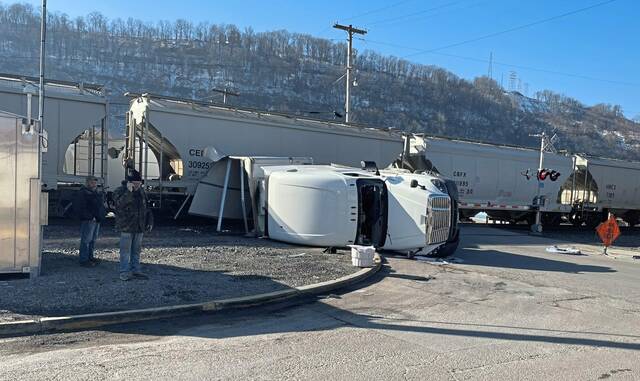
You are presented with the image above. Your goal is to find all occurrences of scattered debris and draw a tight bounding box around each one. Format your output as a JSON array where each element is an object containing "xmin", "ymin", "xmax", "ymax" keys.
[
  {"xmin": 545, "ymin": 246, "xmax": 582, "ymax": 255},
  {"xmin": 415, "ymin": 257, "xmax": 448, "ymax": 264},
  {"xmin": 288, "ymin": 253, "xmax": 307, "ymax": 258},
  {"xmin": 414, "ymin": 256, "xmax": 463, "ymax": 265}
]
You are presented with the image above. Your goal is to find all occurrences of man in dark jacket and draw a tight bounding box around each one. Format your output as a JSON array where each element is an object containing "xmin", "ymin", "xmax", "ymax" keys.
[
  {"xmin": 75, "ymin": 175, "xmax": 106, "ymax": 267},
  {"xmin": 115, "ymin": 169, "xmax": 149, "ymax": 281}
]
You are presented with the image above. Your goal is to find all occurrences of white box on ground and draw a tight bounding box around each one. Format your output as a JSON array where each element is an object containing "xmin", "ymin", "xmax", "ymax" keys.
[{"xmin": 349, "ymin": 245, "xmax": 376, "ymax": 267}]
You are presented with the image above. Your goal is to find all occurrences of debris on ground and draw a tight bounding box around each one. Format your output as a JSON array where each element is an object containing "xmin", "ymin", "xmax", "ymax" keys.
[
  {"xmin": 414, "ymin": 256, "xmax": 463, "ymax": 264},
  {"xmin": 545, "ymin": 246, "xmax": 583, "ymax": 255}
]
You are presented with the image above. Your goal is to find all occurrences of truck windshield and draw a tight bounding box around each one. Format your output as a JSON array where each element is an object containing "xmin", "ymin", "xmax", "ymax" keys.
[{"xmin": 356, "ymin": 179, "xmax": 388, "ymax": 248}]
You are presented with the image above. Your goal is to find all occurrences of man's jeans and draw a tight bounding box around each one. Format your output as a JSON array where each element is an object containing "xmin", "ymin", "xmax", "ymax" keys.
[
  {"xmin": 79, "ymin": 220, "xmax": 100, "ymax": 263},
  {"xmin": 119, "ymin": 232, "xmax": 143, "ymax": 274}
]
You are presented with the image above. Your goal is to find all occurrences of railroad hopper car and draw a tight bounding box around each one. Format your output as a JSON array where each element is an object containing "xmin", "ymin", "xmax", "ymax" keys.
[
  {"xmin": 570, "ymin": 155, "xmax": 640, "ymax": 226},
  {"xmin": 124, "ymin": 93, "xmax": 405, "ymax": 218},
  {"xmin": 0, "ymin": 74, "xmax": 109, "ymax": 217}
]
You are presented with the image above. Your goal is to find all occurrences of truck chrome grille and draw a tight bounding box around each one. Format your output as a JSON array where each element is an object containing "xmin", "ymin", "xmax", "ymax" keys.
[{"xmin": 427, "ymin": 195, "xmax": 452, "ymax": 244}]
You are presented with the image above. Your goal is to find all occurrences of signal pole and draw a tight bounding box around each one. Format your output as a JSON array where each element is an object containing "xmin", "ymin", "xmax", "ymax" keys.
[
  {"xmin": 530, "ymin": 132, "xmax": 557, "ymax": 234},
  {"xmin": 333, "ymin": 23, "xmax": 366, "ymax": 123}
]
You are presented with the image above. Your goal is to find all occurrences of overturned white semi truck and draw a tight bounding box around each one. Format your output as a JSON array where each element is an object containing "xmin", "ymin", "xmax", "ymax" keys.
[
  {"xmin": 205, "ymin": 157, "xmax": 459, "ymax": 256},
  {"xmin": 257, "ymin": 163, "xmax": 459, "ymax": 256}
]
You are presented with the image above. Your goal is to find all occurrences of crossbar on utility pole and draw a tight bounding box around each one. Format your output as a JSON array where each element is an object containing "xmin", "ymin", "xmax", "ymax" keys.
[
  {"xmin": 333, "ymin": 23, "xmax": 366, "ymax": 124},
  {"xmin": 211, "ymin": 88, "xmax": 239, "ymax": 105}
]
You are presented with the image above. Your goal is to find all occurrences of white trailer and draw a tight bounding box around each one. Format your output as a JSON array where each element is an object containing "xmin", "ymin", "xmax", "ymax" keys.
[
  {"xmin": 125, "ymin": 93, "xmax": 404, "ymax": 217},
  {"xmin": 0, "ymin": 73, "xmax": 108, "ymax": 217}
]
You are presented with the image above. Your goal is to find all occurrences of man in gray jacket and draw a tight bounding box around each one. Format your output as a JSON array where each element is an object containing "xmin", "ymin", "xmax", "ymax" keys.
[{"xmin": 114, "ymin": 169, "xmax": 149, "ymax": 281}]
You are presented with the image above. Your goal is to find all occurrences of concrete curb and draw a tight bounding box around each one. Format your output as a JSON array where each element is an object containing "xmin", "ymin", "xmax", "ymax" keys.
[{"xmin": 0, "ymin": 254, "xmax": 381, "ymax": 337}]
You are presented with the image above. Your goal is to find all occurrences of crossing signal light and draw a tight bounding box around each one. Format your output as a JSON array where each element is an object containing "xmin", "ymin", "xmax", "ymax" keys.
[{"xmin": 536, "ymin": 169, "xmax": 561, "ymax": 181}]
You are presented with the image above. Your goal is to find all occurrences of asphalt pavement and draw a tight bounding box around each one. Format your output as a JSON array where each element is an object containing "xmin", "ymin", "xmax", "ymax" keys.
[{"xmin": 1, "ymin": 225, "xmax": 639, "ymax": 380}]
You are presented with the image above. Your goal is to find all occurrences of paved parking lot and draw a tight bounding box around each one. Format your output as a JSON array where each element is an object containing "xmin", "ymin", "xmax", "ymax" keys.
[{"xmin": 1, "ymin": 225, "xmax": 639, "ymax": 380}]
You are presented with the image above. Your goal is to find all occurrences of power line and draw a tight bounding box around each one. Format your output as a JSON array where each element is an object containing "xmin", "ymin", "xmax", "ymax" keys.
[
  {"xmin": 356, "ymin": 39, "xmax": 639, "ymax": 122},
  {"xmin": 401, "ymin": 0, "xmax": 619, "ymax": 59},
  {"xmin": 342, "ymin": 0, "xmax": 415, "ymax": 22},
  {"xmin": 363, "ymin": 0, "xmax": 466, "ymax": 27},
  {"xmin": 356, "ymin": 37, "xmax": 640, "ymax": 88},
  {"xmin": 315, "ymin": 0, "xmax": 412, "ymax": 37}
]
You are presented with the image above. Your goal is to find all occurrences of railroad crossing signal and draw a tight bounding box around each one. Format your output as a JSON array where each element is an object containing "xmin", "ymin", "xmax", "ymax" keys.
[
  {"xmin": 521, "ymin": 168, "xmax": 561, "ymax": 181},
  {"xmin": 537, "ymin": 169, "xmax": 561, "ymax": 181},
  {"xmin": 596, "ymin": 215, "xmax": 621, "ymax": 254}
]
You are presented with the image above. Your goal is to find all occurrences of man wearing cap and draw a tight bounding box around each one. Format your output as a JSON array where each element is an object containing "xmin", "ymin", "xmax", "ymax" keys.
[
  {"xmin": 74, "ymin": 175, "xmax": 106, "ymax": 267},
  {"xmin": 114, "ymin": 169, "xmax": 149, "ymax": 281}
]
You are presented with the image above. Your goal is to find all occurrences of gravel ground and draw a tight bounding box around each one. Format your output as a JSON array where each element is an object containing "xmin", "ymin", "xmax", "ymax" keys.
[{"xmin": 0, "ymin": 220, "xmax": 357, "ymax": 322}]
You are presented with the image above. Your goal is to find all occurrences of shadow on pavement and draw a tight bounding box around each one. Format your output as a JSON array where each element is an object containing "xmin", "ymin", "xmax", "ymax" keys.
[
  {"xmin": 455, "ymin": 246, "xmax": 616, "ymax": 274},
  {"xmin": 86, "ymin": 263, "xmax": 640, "ymax": 352}
]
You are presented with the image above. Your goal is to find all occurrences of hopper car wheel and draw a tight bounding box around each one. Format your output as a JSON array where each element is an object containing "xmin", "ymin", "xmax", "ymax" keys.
[
  {"xmin": 569, "ymin": 213, "xmax": 584, "ymax": 227},
  {"xmin": 525, "ymin": 213, "xmax": 536, "ymax": 226},
  {"xmin": 541, "ymin": 213, "xmax": 561, "ymax": 227},
  {"xmin": 584, "ymin": 213, "xmax": 602, "ymax": 229},
  {"xmin": 624, "ymin": 214, "xmax": 639, "ymax": 227}
]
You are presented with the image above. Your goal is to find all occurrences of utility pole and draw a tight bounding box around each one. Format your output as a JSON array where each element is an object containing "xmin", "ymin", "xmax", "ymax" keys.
[
  {"xmin": 488, "ymin": 52, "xmax": 493, "ymax": 79},
  {"xmin": 333, "ymin": 23, "xmax": 366, "ymax": 123},
  {"xmin": 38, "ymin": 0, "xmax": 46, "ymax": 125},
  {"xmin": 210, "ymin": 88, "xmax": 239, "ymax": 105},
  {"xmin": 37, "ymin": 0, "xmax": 46, "ymax": 181}
]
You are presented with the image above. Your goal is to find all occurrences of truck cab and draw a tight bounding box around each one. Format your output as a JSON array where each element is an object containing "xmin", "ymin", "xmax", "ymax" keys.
[{"xmin": 260, "ymin": 164, "xmax": 459, "ymax": 255}]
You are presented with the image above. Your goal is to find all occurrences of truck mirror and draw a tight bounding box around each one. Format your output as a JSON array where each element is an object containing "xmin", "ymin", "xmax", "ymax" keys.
[{"xmin": 410, "ymin": 179, "xmax": 419, "ymax": 188}]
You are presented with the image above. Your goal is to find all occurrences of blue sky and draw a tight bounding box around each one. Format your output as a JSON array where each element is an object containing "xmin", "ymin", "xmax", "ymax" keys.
[{"xmin": 18, "ymin": 0, "xmax": 640, "ymax": 117}]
